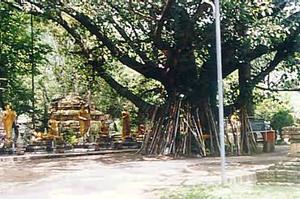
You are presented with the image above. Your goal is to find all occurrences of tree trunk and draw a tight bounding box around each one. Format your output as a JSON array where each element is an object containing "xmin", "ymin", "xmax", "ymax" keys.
[
  {"xmin": 139, "ymin": 94, "xmax": 220, "ymax": 156},
  {"xmin": 238, "ymin": 62, "xmax": 256, "ymax": 154},
  {"xmin": 238, "ymin": 63, "xmax": 254, "ymax": 115}
]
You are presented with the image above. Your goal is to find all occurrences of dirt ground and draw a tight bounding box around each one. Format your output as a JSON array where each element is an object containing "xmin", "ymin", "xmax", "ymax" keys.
[{"xmin": 0, "ymin": 145, "xmax": 291, "ymax": 199}]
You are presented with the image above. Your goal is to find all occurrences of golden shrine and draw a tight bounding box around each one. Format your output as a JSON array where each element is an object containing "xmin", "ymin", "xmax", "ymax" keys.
[{"xmin": 48, "ymin": 93, "xmax": 110, "ymax": 141}]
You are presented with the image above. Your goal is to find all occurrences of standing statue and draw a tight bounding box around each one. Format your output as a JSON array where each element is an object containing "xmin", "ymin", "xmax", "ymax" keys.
[
  {"xmin": 121, "ymin": 110, "xmax": 131, "ymax": 139},
  {"xmin": 48, "ymin": 114, "xmax": 59, "ymax": 138},
  {"xmin": 230, "ymin": 111, "xmax": 241, "ymax": 155},
  {"xmin": 78, "ymin": 104, "xmax": 91, "ymax": 136},
  {"xmin": 2, "ymin": 104, "xmax": 17, "ymax": 141},
  {"xmin": 0, "ymin": 107, "xmax": 4, "ymax": 132},
  {"xmin": 0, "ymin": 108, "xmax": 5, "ymax": 145},
  {"xmin": 100, "ymin": 120, "xmax": 109, "ymax": 135},
  {"xmin": 136, "ymin": 124, "xmax": 145, "ymax": 136}
]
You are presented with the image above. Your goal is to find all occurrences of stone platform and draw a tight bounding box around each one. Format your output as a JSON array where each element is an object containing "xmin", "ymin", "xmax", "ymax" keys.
[
  {"xmin": 257, "ymin": 157, "xmax": 300, "ymax": 184},
  {"xmin": 0, "ymin": 148, "xmax": 138, "ymax": 162},
  {"xmin": 282, "ymin": 126, "xmax": 300, "ymax": 156},
  {"xmin": 256, "ymin": 126, "xmax": 300, "ymax": 184}
]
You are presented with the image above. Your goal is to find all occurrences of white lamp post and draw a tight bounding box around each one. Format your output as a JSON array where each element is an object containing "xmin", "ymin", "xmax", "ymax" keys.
[{"xmin": 215, "ymin": 0, "xmax": 226, "ymax": 184}]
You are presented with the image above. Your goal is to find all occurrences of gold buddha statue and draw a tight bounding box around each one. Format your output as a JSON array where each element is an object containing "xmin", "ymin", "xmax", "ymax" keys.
[
  {"xmin": 100, "ymin": 120, "xmax": 109, "ymax": 136},
  {"xmin": 48, "ymin": 114, "xmax": 59, "ymax": 139},
  {"xmin": 78, "ymin": 104, "xmax": 91, "ymax": 136},
  {"xmin": 121, "ymin": 110, "xmax": 131, "ymax": 139},
  {"xmin": 136, "ymin": 124, "xmax": 145, "ymax": 136},
  {"xmin": 2, "ymin": 104, "xmax": 16, "ymax": 141}
]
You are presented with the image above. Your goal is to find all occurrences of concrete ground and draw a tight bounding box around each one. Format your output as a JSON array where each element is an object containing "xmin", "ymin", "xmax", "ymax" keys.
[{"xmin": 0, "ymin": 145, "xmax": 291, "ymax": 199}]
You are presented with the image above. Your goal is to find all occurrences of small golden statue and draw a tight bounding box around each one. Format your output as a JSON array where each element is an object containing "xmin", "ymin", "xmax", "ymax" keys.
[
  {"xmin": 135, "ymin": 124, "xmax": 145, "ymax": 142},
  {"xmin": 121, "ymin": 110, "xmax": 131, "ymax": 139},
  {"xmin": 137, "ymin": 124, "xmax": 145, "ymax": 136},
  {"xmin": 78, "ymin": 104, "xmax": 91, "ymax": 136},
  {"xmin": 2, "ymin": 103, "xmax": 16, "ymax": 140},
  {"xmin": 48, "ymin": 114, "xmax": 60, "ymax": 139},
  {"xmin": 100, "ymin": 120, "xmax": 109, "ymax": 135}
]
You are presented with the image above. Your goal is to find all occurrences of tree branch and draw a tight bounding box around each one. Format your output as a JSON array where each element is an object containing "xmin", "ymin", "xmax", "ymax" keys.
[
  {"xmin": 251, "ymin": 51, "xmax": 289, "ymax": 86},
  {"xmin": 59, "ymin": 5, "xmax": 168, "ymax": 83},
  {"xmin": 4, "ymin": 0, "xmax": 155, "ymax": 112},
  {"xmin": 54, "ymin": 15, "xmax": 90, "ymax": 58},
  {"xmin": 109, "ymin": 16, "xmax": 157, "ymax": 70},
  {"xmin": 128, "ymin": 0, "xmax": 156, "ymax": 21},
  {"xmin": 19, "ymin": 0, "xmax": 169, "ymax": 84},
  {"xmin": 251, "ymin": 28, "xmax": 300, "ymax": 86},
  {"xmin": 54, "ymin": 14, "xmax": 155, "ymax": 112},
  {"xmin": 89, "ymin": 61, "xmax": 154, "ymax": 112},
  {"xmin": 192, "ymin": 0, "xmax": 214, "ymax": 21},
  {"xmin": 154, "ymin": 0, "xmax": 174, "ymax": 34},
  {"xmin": 255, "ymin": 86, "xmax": 300, "ymax": 92},
  {"xmin": 152, "ymin": 0, "xmax": 174, "ymax": 50}
]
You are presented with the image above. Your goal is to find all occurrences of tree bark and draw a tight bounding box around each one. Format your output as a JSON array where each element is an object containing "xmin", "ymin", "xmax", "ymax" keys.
[
  {"xmin": 238, "ymin": 62, "xmax": 253, "ymax": 154},
  {"xmin": 238, "ymin": 62, "xmax": 254, "ymax": 115}
]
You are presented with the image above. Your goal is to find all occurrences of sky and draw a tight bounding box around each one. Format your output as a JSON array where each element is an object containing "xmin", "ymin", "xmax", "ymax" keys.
[{"xmin": 290, "ymin": 92, "xmax": 300, "ymax": 118}]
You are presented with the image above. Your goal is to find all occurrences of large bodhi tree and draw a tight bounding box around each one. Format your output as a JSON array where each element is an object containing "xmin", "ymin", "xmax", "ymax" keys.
[{"xmin": 4, "ymin": 0, "xmax": 300, "ymax": 155}]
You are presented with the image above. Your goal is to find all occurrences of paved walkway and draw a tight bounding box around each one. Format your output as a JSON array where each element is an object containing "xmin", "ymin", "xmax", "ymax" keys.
[{"xmin": 0, "ymin": 145, "xmax": 290, "ymax": 199}]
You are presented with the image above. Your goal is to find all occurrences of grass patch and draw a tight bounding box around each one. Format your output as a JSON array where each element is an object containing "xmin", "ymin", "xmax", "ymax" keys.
[{"xmin": 161, "ymin": 184, "xmax": 300, "ymax": 199}]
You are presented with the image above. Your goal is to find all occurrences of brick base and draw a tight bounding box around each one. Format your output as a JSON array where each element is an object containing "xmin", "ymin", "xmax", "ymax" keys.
[{"xmin": 289, "ymin": 143, "xmax": 300, "ymax": 157}]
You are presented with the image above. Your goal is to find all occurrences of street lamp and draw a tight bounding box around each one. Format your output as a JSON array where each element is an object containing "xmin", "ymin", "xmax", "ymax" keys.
[{"xmin": 215, "ymin": 0, "xmax": 226, "ymax": 184}]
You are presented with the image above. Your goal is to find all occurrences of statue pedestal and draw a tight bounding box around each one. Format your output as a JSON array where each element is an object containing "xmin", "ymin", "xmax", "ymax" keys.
[{"xmin": 282, "ymin": 127, "xmax": 300, "ymax": 157}]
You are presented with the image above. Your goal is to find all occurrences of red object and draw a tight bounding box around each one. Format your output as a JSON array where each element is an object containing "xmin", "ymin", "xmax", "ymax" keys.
[{"xmin": 263, "ymin": 130, "xmax": 275, "ymax": 143}]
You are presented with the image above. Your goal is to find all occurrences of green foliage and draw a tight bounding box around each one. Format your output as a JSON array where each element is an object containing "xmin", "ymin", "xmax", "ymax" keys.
[
  {"xmin": 61, "ymin": 128, "xmax": 78, "ymax": 145},
  {"xmin": 93, "ymin": 84, "xmax": 128, "ymax": 119},
  {"xmin": 255, "ymin": 95, "xmax": 292, "ymax": 121},
  {"xmin": 89, "ymin": 122, "xmax": 101, "ymax": 136},
  {"xmin": 0, "ymin": 3, "xmax": 50, "ymax": 114},
  {"xmin": 224, "ymin": 71, "xmax": 239, "ymax": 106},
  {"xmin": 269, "ymin": 53, "xmax": 300, "ymax": 89},
  {"xmin": 255, "ymin": 94, "xmax": 294, "ymax": 131},
  {"xmin": 271, "ymin": 110, "xmax": 294, "ymax": 132}
]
